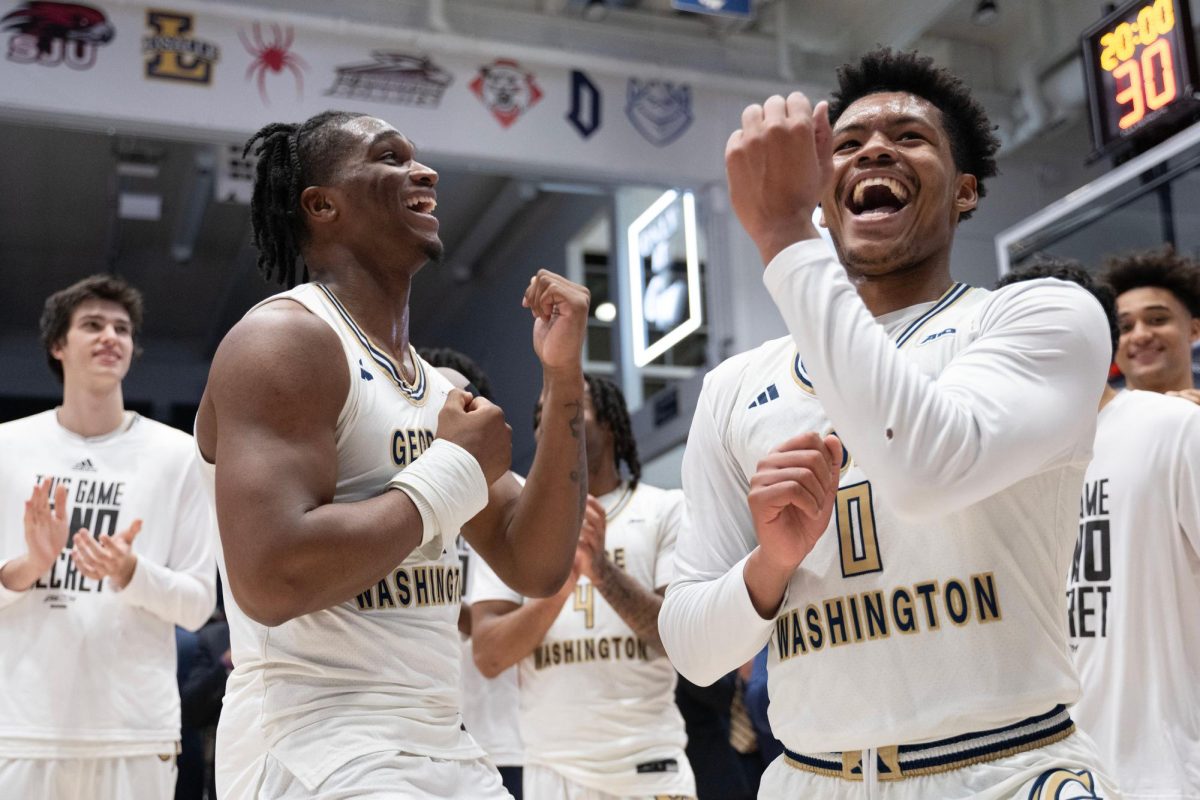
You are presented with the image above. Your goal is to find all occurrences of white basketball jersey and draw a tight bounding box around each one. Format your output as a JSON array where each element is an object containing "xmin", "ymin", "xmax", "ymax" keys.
[
  {"xmin": 1070, "ymin": 390, "xmax": 1200, "ymax": 797},
  {"xmin": 666, "ymin": 262, "xmax": 1108, "ymax": 753},
  {"xmin": 471, "ymin": 482, "xmax": 693, "ymax": 796},
  {"xmin": 206, "ymin": 283, "xmax": 479, "ymax": 794},
  {"xmin": 457, "ymin": 536, "xmax": 523, "ymax": 767}
]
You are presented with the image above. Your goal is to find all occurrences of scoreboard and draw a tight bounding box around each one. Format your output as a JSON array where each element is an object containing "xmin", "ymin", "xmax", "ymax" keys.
[{"xmin": 1081, "ymin": 0, "xmax": 1200, "ymax": 157}]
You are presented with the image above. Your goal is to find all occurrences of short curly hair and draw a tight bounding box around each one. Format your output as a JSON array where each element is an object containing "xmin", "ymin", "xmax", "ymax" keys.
[
  {"xmin": 829, "ymin": 48, "xmax": 1000, "ymax": 221},
  {"xmin": 1101, "ymin": 246, "xmax": 1200, "ymax": 317},
  {"xmin": 40, "ymin": 274, "xmax": 144, "ymax": 383}
]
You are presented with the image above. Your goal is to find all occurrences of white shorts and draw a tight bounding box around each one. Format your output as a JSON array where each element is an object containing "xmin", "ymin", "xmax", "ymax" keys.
[
  {"xmin": 258, "ymin": 750, "xmax": 512, "ymax": 799},
  {"xmin": 523, "ymin": 762, "xmax": 696, "ymax": 800},
  {"xmin": 759, "ymin": 731, "xmax": 1121, "ymax": 800},
  {"xmin": 0, "ymin": 754, "xmax": 177, "ymax": 800}
]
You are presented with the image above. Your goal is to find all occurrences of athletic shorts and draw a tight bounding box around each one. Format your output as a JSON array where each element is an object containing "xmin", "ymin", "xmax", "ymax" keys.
[
  {"xmin": 523, "ymin": 761, "xmax": 696, "ymax": 800},
  {"xmin": 258, "ymin": 749, "xmax": 512, "ymax": 799},
  {"xmin": 763, "ymin": 716, "xmax": 1121, "ymax": 800},
  {"xmin": 0, "ymin": 753, "xmax": 177, "ymax": 800}
]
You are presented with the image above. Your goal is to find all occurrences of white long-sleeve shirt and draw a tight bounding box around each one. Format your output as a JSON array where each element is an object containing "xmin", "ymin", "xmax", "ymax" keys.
[
  {"xmin": 1070, "ymin": 390, "xmax": 1200, "ymax": 798},
  {"xmin": 659, "ymin": 240, "xmax": 1109, "ymax": 752},
  {"xmin": 0, "ymin": 410, "xmax": 217, "ymax": 757}
]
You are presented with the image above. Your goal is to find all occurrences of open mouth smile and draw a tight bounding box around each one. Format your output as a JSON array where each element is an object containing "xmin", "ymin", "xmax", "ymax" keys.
[{"xmin": 845, "ymin": 176, "xmax": 912, "ymax": 218}]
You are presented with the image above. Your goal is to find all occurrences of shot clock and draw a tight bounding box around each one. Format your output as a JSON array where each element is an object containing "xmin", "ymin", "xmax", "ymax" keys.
[{"xmin": 1081, "ymin": 0, "xmax": 1200, "ymax": 157}]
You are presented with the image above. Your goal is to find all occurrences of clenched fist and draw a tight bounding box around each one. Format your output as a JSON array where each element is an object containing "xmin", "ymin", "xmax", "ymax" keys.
[
  {"xmin": 436, "ymin": 389, "xmax": 512, "ymax": 485},
  {"xmin": 748, "ymin": 431, "xmax": 842, "ymax": 571},
  {"xmin": 726, "ymin": 92, "xmax": 834, "ymax": 265},
  {"xmin": 523, "ymin": 270, "xmax": 589, "ymax": 376}
]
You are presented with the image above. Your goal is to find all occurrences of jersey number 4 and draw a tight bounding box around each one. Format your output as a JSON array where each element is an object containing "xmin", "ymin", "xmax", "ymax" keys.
[
  {"xmin": 573, "ymin": 583, "xmax": 595, "ymax": 629},
  {"xmin": 836, "ymin": 480, "xmax": 882, "ymax": 577}
]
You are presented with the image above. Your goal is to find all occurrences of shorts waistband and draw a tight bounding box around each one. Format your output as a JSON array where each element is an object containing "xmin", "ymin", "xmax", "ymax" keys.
[{"xmin": 783, "ymin": 705, "xmax": 1075, "ymax": 782}]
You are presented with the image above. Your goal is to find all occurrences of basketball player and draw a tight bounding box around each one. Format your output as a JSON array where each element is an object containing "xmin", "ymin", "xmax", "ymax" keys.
[
  {"xmin": 1000, "ymin": 257, "xmax": 1200, "ymax": 799},
  {"xmin": 419, "ymin": 347, "xmax": 526, "ymax": 799},
  {"xmin": 658, "ymin": 49, "xmax": 1119, "ymax": 797},
  {"xmin": 194, "ymin": 111, "xmax": 589, "ymax": 799},
  {"xmin": 1102, "ymin": 247, "xmax": 1200, "ymax": 403},
  {"xmin": 0, "ymin": 275, "xmax": 218, "ymax": 800},
  {"xmin": 471, "ymin": 375, "xmax": 696, "ymax": 800}
]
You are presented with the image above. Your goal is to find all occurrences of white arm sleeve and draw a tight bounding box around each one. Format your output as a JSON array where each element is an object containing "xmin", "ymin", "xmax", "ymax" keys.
[
  {"xmin": 763, "ymin": 240, "xmax": 1110, "ymax": 519},
  {"xmin": 659, "ymin": 376, "xmax": 776, "ymax": 687},
  {"xmin": 653, "ymin": 490, "xmax": 686, "ymax": 591},
  {"xmin": 1174, "ymin": 408, "xmax": 1200, "ymax": 555},
  {"xmin": 116, "ymin": 459, "xmax": 217, "ymax": 631}
]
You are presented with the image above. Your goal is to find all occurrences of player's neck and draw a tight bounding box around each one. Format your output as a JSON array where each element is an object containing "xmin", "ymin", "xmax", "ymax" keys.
[
  {"xmin": 1097, "ymin": 384, "xmax": 1119, "ymax": 412},
  {"xmin": 56, "ymin": 379, "xmax": 127, "ymax": 438},
  {"xmin": 845, "ymin": 259, "xmax": 954, "ymax": 317},
  {"xmin": 589, "ymin": 463, "xmax": 622, "ymax": 498},
  {"xmin": 1128, "ymin": 369, "xmax": 1194, "ymax": 394},
  {"xmin": 316, "ymin": 264, "xmax": 415, "ymax": 368}
]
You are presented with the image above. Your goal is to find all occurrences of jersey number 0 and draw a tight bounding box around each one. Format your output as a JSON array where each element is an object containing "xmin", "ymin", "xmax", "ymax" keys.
[{"xmin": 836, "ymin": 480, "xmax": 882, "ymax": 577}]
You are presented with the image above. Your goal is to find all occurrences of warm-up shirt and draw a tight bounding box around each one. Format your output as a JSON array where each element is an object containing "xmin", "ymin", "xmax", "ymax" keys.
[
  {"xmin": 659, "ymin": 240, "xmax": 1109, "ymax": 753},
  {"xmin": 0, "ymin": 411, "xmax": 217, "ymax": 757},
  {"xmin": 1070, "ymin": 390, "xmax": 1200, "ymax": 798}
]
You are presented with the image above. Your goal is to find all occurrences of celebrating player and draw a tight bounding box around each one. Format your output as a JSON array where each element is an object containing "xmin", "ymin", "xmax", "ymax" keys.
[
  {"xmin": 471, "ymin": 375, "xmax": 695, "ymax": 800},
  {"xmin": 0, "ymin": 275, "xmax": 217, "ymax": 800},
  {"xmin": 1103, "ymin": 246, "xmax": 1200, "ymax": 402},
  {"xmin": 194, "ymin": 111, "xmax": 589, "ymax": 799},
  {"xmin": 658, "ymin": 50, "xmax": 1118, "ymax": 797},
  {"xmin": 1040, "ymin": 250, "xmax": 1200, "ymax": 798}
]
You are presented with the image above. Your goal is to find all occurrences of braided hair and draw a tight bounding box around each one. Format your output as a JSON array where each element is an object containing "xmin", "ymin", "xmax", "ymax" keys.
[
  {"xmin": 584, "ymin": 375, "xmax": 641, "ymax": 489},
  {"xmin": 531, "ymin": 375, "xmax": 643, "ymax": 488},
  {"xmin": 243, "ymin": 110, "xmax": 370, "ymax": 287}
]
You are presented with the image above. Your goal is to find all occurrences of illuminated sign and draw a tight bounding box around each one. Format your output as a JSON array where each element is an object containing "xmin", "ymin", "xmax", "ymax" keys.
[
  {"xmin": 626, "ymin": 190, "xmax": 702, "ymax": 368},
  {"xmin": 1081, "ymin": 0, "xmax": 1200, "ymax": 155}
]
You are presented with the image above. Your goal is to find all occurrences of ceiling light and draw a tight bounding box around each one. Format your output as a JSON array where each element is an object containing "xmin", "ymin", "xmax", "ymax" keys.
[{"xmin": 972, "ymin": 0, "xmax": 999, "ymax": 25}]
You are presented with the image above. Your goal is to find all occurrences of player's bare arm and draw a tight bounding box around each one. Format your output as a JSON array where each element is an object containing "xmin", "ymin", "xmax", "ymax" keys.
[
  {"xmin": 578, "ymin": 495, "xmax": 666, "ymax": 652},
  {"xmin": 461, "ymin": 271, "xmax": 590, "ymax": 599},
  {"xmin": 0, "ymin": 479, "xmax": 69, "ymax": 592},
  {"xmin": 197, "ymin": 302, "xmax": 469, "ymax": 626},
  {"xmin": 726, "ymin": 93, "xmax": 833, "ymax": 265},
  {"xmin": 470, "ymin": 578, "xmax": 577, "ymax": 678},
  {"xmin": 744, "ymin": 432, "xmax": 840, "ymax": 618}
]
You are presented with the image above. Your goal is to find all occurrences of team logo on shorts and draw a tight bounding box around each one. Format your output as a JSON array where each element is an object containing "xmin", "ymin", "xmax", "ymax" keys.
[
  {"xmin": 1028, "ymin": 768, "xmax": 1102, "ymax": 799},
  {"xmin": 626, "ymin": 78, "xmax": 692, "ymax": 146},
  {"xmin": 470, "ymin": 58, "xmax": 543, "ymax": 128},
  {"xmin": 2, "ymin": 1, "xmax": 114, "ymax": 70},
  {"xmin": 326, "ymin": 52, "xmax": 452, "ymax": 108},
  {"xmin": 143, "ymin": 9, "xmax": 220, "ymax": 84}
]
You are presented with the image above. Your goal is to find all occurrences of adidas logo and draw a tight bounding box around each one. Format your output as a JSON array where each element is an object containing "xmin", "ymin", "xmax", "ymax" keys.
[
  {"xmin": 747, "ymin": 383, "xmax": 779, "ymax": 409},
  {"xmin": 71, "ymin": 458, "xmax": 96, "ymax": 472}
]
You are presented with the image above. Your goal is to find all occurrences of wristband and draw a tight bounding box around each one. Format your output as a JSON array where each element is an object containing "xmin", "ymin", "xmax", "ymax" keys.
[{"xmin": 387, "ymin": 439, "xmax": 489, "ymax": 550}]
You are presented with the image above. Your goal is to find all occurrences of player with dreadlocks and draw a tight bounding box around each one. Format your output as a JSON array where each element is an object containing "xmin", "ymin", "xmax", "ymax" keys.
[
  {"xmin": 470, "ymin": 375, "xmax": 695, "ymax": 800},
  {"xmin": 194, "ymin": 110, "xmax": 591, "ymax": 799}
]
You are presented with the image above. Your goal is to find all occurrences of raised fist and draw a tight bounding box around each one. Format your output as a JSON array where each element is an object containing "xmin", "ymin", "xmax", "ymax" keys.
[{"xmin": 523, "ymin": 270, "xmax": 589, "ymax": 375}]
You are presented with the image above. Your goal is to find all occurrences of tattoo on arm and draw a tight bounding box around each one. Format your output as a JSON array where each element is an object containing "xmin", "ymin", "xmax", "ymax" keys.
[
  {"xmin": 593, "ymin": 557, "xmax": 664, "ymax": 652},
  {"xmin": 565, "ymin": 400, "xmax": 586, "ymax": 509}
]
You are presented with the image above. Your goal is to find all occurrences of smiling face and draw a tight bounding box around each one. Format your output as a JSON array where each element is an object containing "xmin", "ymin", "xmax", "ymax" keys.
[
  {"xmin": 821, "ymin": 92, "xmax": 977, "ymax": 278},
  {"xmin": 51, "ymin": 299, "xmax": 134, "ymax": 389},
  {"xmin": 1115, "ymin": 286, "xmax": 1200, "ymax": 392},
  {"xmin": 306, "ymin": 116, "xmax": 443, "ymax": 271}
]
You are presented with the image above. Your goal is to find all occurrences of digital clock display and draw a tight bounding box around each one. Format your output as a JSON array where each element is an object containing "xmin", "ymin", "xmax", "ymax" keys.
[{"xmin": 1081, "ymin": 0, "xmax": 1199, "ymax": 154}]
